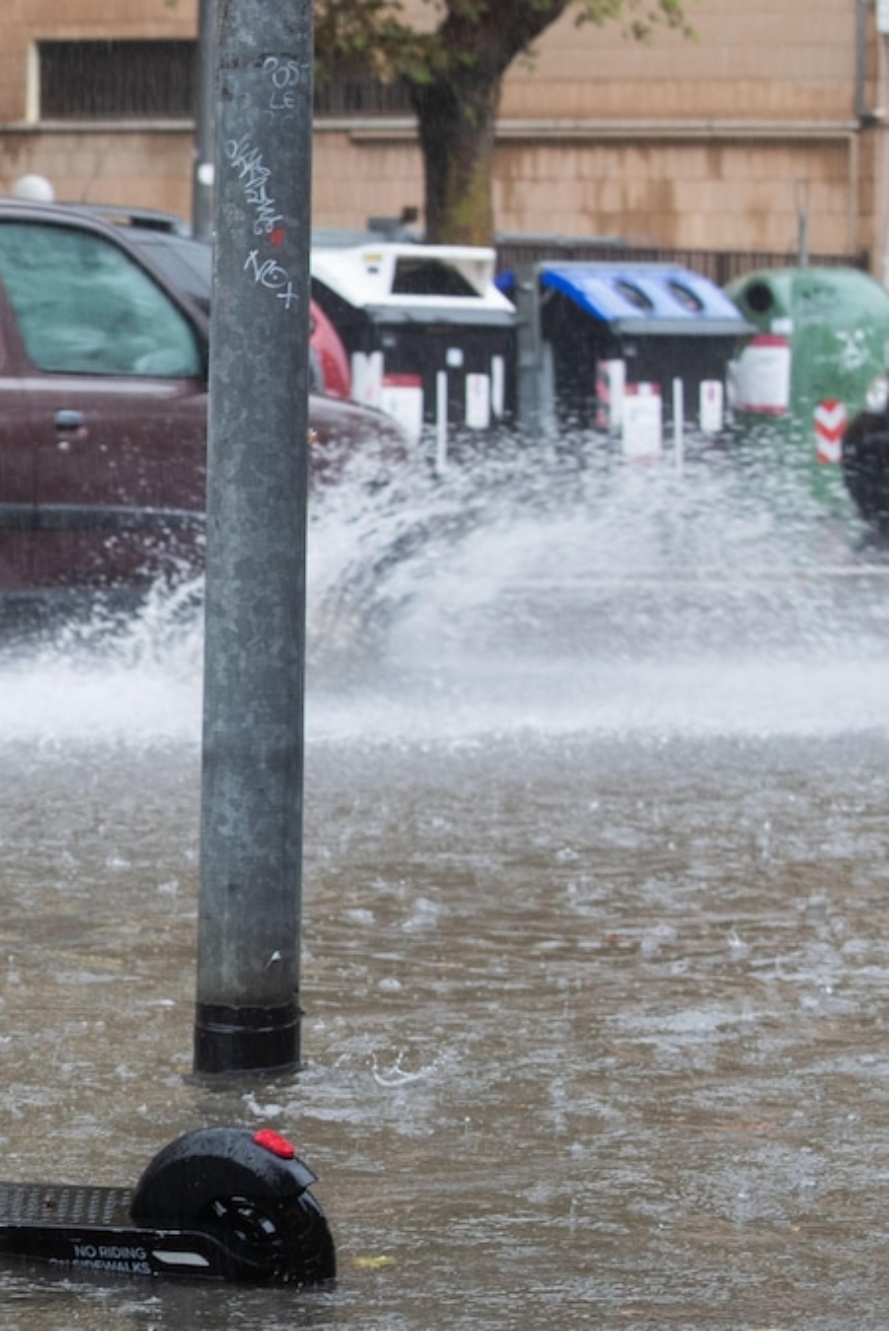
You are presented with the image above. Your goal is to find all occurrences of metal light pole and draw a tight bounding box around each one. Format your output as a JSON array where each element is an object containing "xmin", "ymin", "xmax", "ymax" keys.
[
  {"xmin": 192, "ymin": 0, "xmax": 217, "ymax": 242},
  {"xmin": 194, "ymin": 0, "xmax": 314, "ymax": 1078},
  {"xmin": 515, "ymin": 262, "xmax": 544, "ymax": 437}
]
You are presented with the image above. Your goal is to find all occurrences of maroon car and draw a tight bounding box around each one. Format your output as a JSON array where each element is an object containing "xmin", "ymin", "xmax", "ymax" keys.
[{"xmin": 0, "ymin": 199, "xmax": 405, "ymax": 601}]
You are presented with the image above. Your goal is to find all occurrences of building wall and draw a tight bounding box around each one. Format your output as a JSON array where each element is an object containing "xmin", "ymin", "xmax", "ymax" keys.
[
  {"xmin": 0, "ymin": 0, "xmax": 197, "ymax": 214},
  {"xmin": 493, "ymin": 136, "xmax": 861, "ymax": 253},
  {"xmin": 0, "ymin": 0, "xmax": 884, "ymax": 270},
  {"xmin": 312, "ymin": 129, "xmax": 423, "ymax": 234},
  {"xmin": 0, "ymin": 125, "xmax": 194, "ymax": 215},
  {"xmin": 501, "ymin": 0, "xmax": 858, "ymax": 122},
  {"xmin": 0, "ymin": 0, "xmax": 198, "ymax": 122}
]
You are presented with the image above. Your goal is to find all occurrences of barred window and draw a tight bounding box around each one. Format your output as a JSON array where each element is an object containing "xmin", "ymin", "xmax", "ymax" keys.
[
  {"xmin": 38, "ymin": 40, "xmax": 196, "ymax": 119},
  {"xmin": 36, "ymin": 40, "xmax": 415, "ymax": 122},
  {"xmin": 314, "ymin": 71, "xmax": 413, "ymax": 118}
]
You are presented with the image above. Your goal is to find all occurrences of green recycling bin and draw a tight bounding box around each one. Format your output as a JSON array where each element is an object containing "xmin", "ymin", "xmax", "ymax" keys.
[{"xmin": 726, "ymin": 266, "xmax": 889, "ymax": 507}]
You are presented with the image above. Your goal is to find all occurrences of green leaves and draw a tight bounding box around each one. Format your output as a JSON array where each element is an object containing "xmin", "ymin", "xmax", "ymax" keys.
[
  {"xmin": 314, "ymin": 0, "xmax": 694, "ymax": 77},
  {"xmin": 313, "ymin": 0, "xmax": 695, "ymax": 243},
  {"xmin": 314, "ymin": 0, "xmax": 429, "ymax": 83}
]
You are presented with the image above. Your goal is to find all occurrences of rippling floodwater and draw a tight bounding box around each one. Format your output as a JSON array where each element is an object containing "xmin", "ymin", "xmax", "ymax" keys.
[{"xmin": 1, "ymin": 438, "xmax": 889, "ymax": 1329}]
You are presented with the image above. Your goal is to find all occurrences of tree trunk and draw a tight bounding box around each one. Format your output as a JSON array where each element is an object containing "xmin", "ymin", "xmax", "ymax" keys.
[{"xmin": 411, "ymin": 71, "xmax": 502, "ymax": 246}]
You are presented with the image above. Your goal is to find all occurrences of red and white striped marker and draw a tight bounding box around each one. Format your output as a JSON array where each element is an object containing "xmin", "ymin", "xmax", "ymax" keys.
[{"xmin": 814, "ymin": 399, "xmax": 847, "ymax": 464}]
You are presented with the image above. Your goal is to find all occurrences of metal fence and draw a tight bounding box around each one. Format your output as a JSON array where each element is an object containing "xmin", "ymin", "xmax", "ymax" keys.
[
  {"xmin": 495, "ymin": 235, "xmax": 869, "ymax": 285},
  {"xmin": 39, "ymin": 40, "xmax": 195, "ymax": 119},
  {"xmin": 314, "ymin": 73, "xmax": 413, "ymax": 118}
]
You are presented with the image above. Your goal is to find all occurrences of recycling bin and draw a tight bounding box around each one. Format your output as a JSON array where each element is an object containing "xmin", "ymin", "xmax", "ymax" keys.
[
  {"xmin": 311, "ymin": 241, "xmax": 517, "ymax": 448},
  {"xmin": 726, "ymin": 265, "xmax": 889, "ymax": 503}
]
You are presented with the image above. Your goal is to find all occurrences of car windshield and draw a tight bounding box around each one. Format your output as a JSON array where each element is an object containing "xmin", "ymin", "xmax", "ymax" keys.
[{"xmin": 0, "ymin": 220, "xmax": 203, "ymax": 377}]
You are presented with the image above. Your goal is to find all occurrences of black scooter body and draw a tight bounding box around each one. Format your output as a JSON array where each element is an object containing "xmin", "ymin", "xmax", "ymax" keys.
[{"xmin": 0, "ymin": 1127, "xmax": 335, "ymax": 1286}]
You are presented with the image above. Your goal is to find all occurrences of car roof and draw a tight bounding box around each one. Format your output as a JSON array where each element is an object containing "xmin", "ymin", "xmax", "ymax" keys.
[{"xmin": 70, "ymin": 202, "xmax": 192, "ymax": 235}]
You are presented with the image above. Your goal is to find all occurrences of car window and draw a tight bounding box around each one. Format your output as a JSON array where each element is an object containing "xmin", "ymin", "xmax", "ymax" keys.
[
  {"xmin": 127, "ymin": 231, "xmax": 212, "ymax": 315},
  {"xmin": 0, "ymin": 220, "xmax": 203, "ymax": 378}
]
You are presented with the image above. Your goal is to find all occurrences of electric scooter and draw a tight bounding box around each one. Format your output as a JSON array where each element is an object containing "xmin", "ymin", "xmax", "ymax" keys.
[{"xmin": 0, "ymin": 1126, "xmax": 335, "ymax": 1286}]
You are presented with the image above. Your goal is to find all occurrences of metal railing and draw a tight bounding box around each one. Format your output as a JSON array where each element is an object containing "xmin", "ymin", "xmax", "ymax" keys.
[{"xmin": 495, "ymin": 235, "xmax": 869, "ymax": 284}]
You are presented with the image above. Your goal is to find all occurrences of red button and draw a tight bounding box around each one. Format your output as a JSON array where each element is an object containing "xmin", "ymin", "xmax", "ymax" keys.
[{"xmin": 253, "ymin": 1128, "xmax": 296, "ymax": 1159}]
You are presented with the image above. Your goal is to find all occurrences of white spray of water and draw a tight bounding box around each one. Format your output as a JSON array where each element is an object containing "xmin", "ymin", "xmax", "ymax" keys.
[
  {"xmin": 0, "ymin": 576, "xmax": 204, "ymax": 746},
  {"xmin": 307, "ymin": 440, "xmax": 889, "ymax": 741},
  {"xmin": 0, "ymin": 436, "xmax": 886, "ymax": 746}
]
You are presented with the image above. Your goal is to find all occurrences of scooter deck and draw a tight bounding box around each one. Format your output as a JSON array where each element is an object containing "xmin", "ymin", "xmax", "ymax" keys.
[
  {"xmin": 0, "ymin": 1182, "xmax": 241, "ymax": 1278},
  {"xmin": 0, "ymin": 1181, "xmax": 133, "ymax": 1229}
]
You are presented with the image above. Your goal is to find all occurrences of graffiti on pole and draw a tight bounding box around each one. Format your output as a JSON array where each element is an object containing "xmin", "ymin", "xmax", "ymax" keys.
[{"xmin": 223, "ymin": 53, "xmax": 311, "ymax": 311}]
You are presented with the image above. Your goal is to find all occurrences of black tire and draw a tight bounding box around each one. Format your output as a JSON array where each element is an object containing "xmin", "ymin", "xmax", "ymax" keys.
[
  {"xmin": 842, "ymin": 415, "xmax": 889, "ymax": 538},
  {"xmin": 201, "ymin": 1191, "xmax": 336, "ymax": 1286}
]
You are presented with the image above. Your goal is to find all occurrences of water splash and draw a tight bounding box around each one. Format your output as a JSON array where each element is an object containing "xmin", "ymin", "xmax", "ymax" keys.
[
  {"xmin": 0, "ymin": 574, "xmax": 204, "ymax": 746},
  {"xmin": 0, "ymin": 429, "xmax": 886, "ymax": 746},
  {"xmin": 307, "ymin": 432, "xmax": 889, "ymax": 741}
]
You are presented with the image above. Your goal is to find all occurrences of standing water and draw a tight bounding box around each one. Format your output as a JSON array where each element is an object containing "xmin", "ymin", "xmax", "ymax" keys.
[{"xmin": 1, "ymin": 435, "xmax": 889, "ymax": 1329}]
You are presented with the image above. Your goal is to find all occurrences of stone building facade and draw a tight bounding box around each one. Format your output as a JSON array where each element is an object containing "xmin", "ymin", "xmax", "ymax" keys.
[{"xmin": 2, "ymin": 0, "xmax": 888, "ymax": 274}]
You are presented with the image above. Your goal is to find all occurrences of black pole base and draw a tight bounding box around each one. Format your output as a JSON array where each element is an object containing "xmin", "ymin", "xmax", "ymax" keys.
[{"xmin": 194, "ymin": 1002, "xmax": 301, "ymax": 1078}]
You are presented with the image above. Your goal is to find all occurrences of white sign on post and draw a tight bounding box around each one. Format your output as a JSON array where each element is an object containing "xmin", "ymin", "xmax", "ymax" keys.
[
  {"xmin": 732, "ymin": 335, "xmax": 791, "ymax": 414},
  {"xmin": 465, "ymin": 373, "xmax": 491, "ymax": 430},
  {"xmin": 699, "ymin": 380, "xmax": 724, "ymax": 434},
  {"xmin": 381, "ymin": 373, "xmax": 424, "ymax": 444},
  {"xmin": 622, "ymin": 383, "xmax": 663, "ymax": 458},
  {"xmin": 595, "ymin": 359, "xmax": 626, "ymax": 432},
  {"xmin": 351, "ymin": 350, "xmax": 384, "ymax": 409}
]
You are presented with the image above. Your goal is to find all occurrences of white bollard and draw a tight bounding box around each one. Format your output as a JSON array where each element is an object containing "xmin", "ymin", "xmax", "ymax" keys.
[
  {"xmin": 672, "ymin": 378, "xmax": 685, "ymax": 474},
  {"xmin": 435, "ymin": 370, "xmax": 448, "ymax": 473}
]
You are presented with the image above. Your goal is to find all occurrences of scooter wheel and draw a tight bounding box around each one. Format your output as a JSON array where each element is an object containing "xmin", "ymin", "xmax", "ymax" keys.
[{"xmin": 201, "ymin": 1191, "xmax": 336, "ymax": 1285}]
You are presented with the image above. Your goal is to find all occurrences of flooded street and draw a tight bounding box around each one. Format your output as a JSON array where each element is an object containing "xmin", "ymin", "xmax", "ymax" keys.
[{"xmin": 1, "ymin": 442, "xmax": 889, "ymax": 1328}]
